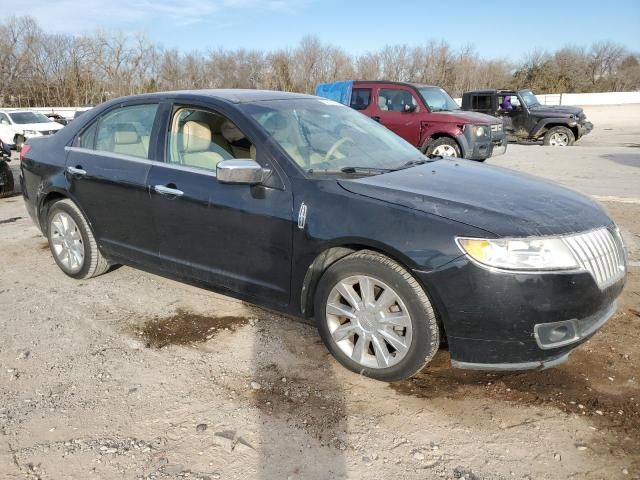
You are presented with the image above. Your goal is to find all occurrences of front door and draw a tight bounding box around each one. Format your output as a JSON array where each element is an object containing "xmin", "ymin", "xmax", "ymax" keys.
[
  {"xmin": 148, "ymin": 104, "xmax": 294, "ymax": 307},
  {"xmin": 65, "ymin": 103, "xmax": 160, "ymax": 264},
  {"xmin": 373, "ymin": 86, "xmax": 422, "ymax": 146}
]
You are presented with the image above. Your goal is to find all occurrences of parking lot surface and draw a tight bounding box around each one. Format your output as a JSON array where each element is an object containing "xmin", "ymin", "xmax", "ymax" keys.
[{"xmin": 0, "ymin": 105, "xmax": 639, "ymax": 479}]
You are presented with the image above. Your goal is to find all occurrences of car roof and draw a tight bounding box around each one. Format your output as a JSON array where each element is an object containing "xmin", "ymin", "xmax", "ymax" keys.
[
  {"xmin": 353, "ymin": 80, "xmax": 439, "ymax": 89},
  {"xmin": 464, "ymin": 89, "xmax": 524, "ymax": 95},
  {"xmin": 105, "ymin": 89, "xmax": 316, "ymax": 105}
]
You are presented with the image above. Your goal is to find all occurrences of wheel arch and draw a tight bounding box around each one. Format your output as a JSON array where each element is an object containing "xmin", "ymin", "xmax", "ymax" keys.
[
  {"xmin": 421, "ymin": 132, "xmax": 465, "ymax": 157},
  {"xmin": 298, "ymin": 241, "xmax": 444, "ymax": 336}
]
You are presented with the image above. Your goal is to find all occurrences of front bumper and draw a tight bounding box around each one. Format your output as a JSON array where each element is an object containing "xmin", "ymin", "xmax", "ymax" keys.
[
  {"xmin": 578, "ymin": 121, "xmax": 593, "ymax": 139},
  {"xmin": 415, "ymin": 256, "xmax": 625, "ymax": 370},
  {"xmin": 457, "ymin": 129, "xmax": 507, "ymax": 160}
]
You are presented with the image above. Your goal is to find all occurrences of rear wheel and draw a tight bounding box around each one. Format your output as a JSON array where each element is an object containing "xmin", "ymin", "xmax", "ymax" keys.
[
  {"xmin": 46, "ymin": 199, "xmax": 110, "ymax": 279},
  {"xmin": 543, "ymin": 126, "xmax": 575, "ymax": 147},
  {"xmin": 0, "ymin": 161, "xmax": 14, "ymax": 198},
  {"xmin": 315, "ymin": 250, "xmax": 439, "ymax": 381},
  {"xmin": 425, "ymin": 137, "xmax": 461, "ymax": 158}
]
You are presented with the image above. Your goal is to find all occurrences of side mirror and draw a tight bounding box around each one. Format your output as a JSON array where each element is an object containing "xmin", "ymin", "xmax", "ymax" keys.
[
  {"xmin": 403, "ymin": 104, "xmax": 417, "ymax": 113},
  {"xmin": 216, "ymin": 159, "xmax": 270, "ymax": 185}
]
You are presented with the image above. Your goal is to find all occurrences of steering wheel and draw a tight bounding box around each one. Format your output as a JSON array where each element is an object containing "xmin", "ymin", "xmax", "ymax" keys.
[{"xmin": 324, "ymin": 137, "xmax": 354, "ymax": 163}]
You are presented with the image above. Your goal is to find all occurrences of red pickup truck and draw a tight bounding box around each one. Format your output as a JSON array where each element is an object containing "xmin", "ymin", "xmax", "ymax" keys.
[{"xmin": 315, "ymin": 80, "xmax": 507, "ymax": 161}]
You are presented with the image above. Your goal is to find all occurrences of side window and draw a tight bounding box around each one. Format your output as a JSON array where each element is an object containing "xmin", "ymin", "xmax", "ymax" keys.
[
  {"xmin": 92, "ymin": 104, "xmax": 158, "ymax": 159},
  {"xmin": 378, "ymin": 88, "xmax": 418, "ymax": 112},
  {"xmin": 76, "ymin": 122, "xmax": 97, "ymax": 149},
  {"xmin": 0, "ymin": 113, "xmax": 9, "ymax": 124},
  {"xmin": 167, "ymin": 108, "xmax": 255, "ymax": 173},
  {"xmin": 472, "ymin": 95, "xmax": 492, "ymax": 111},
  {"xmin": 350, "ymin": 88, "xmax": 371, "ymax": 110}
]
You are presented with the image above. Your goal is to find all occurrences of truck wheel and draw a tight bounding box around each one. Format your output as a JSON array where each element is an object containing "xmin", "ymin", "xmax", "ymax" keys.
[
  {"xmin": 426, "ymin": 137, "xmax": 461, "ymax": 158},
  {"xmin": 14, "ymin": 135, "xmax": 24, "ymax": 153},
  {"xmin": 0, "ymin": 161, "xmax": 14, "ymax": 198},
  {"xmin": 314, "ymin": 250, "xmax": 439, "ymax": 381},
  {"xmin": 543, "ymin": 126, "xmax": 575, "ymax": 147}
]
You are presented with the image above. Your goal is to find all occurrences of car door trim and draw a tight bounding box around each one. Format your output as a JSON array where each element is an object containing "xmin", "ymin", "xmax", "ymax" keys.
[{"xmin": 65, "ymin": 146, "xmax": 218, "ymax": 177}]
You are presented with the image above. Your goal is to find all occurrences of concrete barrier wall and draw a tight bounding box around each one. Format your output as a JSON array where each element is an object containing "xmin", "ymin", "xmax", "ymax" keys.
[
  {"xmin": 4, "ymin": 91, "xmax": 640, "ymax": 116},
  {"xmin": 454, "ymin": 91, "xmax": 640, "ymax": 107}
]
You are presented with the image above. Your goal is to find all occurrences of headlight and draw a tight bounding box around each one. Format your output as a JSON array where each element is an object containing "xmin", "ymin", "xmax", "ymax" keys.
[
  {"xmin": 475, "ymin": 126, "xmax": 486, "ymax": 137},
  {"xmin": 456, "ymin": 236, "xmax": 579, "ymax": 271},
  {"xmin": 23, "ymin": 130, "xmax": 41, "ymax": 136}
]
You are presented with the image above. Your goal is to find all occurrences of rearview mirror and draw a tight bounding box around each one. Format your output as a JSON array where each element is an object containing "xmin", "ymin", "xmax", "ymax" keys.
[{"xmin": 216, "ymin": 159, "xmax": 270, "ymax": 185}]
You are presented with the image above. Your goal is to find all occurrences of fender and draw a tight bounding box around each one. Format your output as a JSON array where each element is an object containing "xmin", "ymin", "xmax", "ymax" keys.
[{"xmin": 530, "ymin": 117, "xmax": 575, "ymax": 138}]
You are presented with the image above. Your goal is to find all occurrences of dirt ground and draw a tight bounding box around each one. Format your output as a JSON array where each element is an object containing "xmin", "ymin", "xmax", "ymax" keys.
[{"xmin": 1, "ymin": 106, "xmax": 639, "ymax": 480}]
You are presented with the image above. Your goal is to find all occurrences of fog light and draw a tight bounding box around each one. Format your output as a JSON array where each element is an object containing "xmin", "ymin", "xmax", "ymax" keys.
[{"xmin": 534, "ymin": 319, "xmax": 578, "ymax": 349}]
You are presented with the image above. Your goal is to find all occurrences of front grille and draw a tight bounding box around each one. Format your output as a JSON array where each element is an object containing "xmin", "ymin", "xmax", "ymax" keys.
[
  {"xmin": 563, "ymin": 227, "xmax": 626, "ymax": 289},
  {"xmin": 491, "ymin": 124, "xmax": 502, "ymax": 133},
  {"xmin": 41, "ymin": 130, "xmax": 57, "ymax": 136}
]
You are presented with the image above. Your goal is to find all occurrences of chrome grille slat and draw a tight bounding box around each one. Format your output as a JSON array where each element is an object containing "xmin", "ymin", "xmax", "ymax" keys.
[{"xmin": 563, "ymin": 227, "xmax": 626, "ymax": 289}]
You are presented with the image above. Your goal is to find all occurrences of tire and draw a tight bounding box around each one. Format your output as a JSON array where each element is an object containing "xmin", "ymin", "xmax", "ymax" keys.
[
  {"xmin": 14, "ymin": 135, "xmax": 24, "ymax": 153},
  {"xmin": 425, "ymin": 137, "xmax": 461, "ymax": 158},
  {"xmin": 0, "ymin": 161, "xmax": 14, "ymax": 198},
  {"xmin": 543, "ymin": 126, "xmax": 575, "ymax": 147},
  {"xmin": 314, "ymin": 250, "xmax": 439, "ymax": 381},
  {"xmin": 46, "ymin": 199, "xmax": 110, "ymax": 279}
]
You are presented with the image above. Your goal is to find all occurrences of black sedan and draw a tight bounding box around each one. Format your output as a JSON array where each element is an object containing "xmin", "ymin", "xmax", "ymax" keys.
[{"xmin": 20, "ymin": 90, "xmax": 627, "ymax": 381}]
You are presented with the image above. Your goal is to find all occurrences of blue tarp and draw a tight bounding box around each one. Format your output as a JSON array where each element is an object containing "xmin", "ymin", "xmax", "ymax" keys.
[{"xmin": 314, "ymin": 80, "xmax": 353, "ymax": 106}]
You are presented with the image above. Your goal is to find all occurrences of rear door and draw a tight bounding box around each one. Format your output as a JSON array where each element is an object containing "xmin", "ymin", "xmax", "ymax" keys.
[
  {"xmin": 371, "ymin": 85, "xmax": 422, "ymax": 146},
  {"xmin": 147, "ymin": 101, "xmax": 294, "ymax": 307},
  {"xmin": 65, "ymin": 102, "xmax": 160, "ymax": 265}
]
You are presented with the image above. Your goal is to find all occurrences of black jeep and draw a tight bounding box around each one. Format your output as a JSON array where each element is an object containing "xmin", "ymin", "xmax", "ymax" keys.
[{"xmin": 461, "ymin": 89, "xmax": 593, "ymax": 146}]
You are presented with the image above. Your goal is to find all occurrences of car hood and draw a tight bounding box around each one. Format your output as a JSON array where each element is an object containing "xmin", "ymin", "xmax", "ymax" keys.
[
  {"xmin": 528, "ymin": 104, "xmax": 584, "ymax": 117},
  {"xmin": 338, "ymin": 159, "xmax": 611, "ymax": 237},
  {"xmin": 430, "ymin": 110, "xmax": 499, "ymax": 124},
  {"xmin": 17, "ymin": 122, "xmax": 64, "ymax": 131}
]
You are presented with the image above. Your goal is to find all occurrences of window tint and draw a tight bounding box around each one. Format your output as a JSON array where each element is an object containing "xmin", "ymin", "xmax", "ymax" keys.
[
  {"xmin": 93, "ymin": 104, "xmax": 158, "ymax": 159},
  {"xmin": 167, "ymin": 108, "xmax": 254, "ymax": 173},
  {"xmin": 350, "ymin": 88, "xmax": 371, "ymax": 110},
  {"xmin": 378, "ymin": 89, "xmax": 418, "ymax": 112},
  {"xmin": 472, "ymin": 95, "xmax": 492, "ymax": 110}
]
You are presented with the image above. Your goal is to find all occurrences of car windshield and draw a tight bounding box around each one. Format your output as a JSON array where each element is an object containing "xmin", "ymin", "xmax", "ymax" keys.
[
  {"xmin": 418, "ymin": 87, "xmax": 460, "ymax": 112},
  {"xmin": 519, "ymin": 90, "xmax": 541, "ymax": 107},
  {"xmin": 8, "ymin": 112, "xmax": 51, "ymax": 124},
  {"xmin": 241, "ymin": 98, "xmax": 426, "ymax": 174}
]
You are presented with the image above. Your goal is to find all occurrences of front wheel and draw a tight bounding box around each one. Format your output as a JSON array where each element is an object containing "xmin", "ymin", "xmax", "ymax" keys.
[
  {"xmin": 315, "ymin": 250, "xmax": 439, "ymax": 381},
  {"xmin": 425, "ymin": 137, "xmax": 461, "ymax": 158},
  {"xmin": 543, "ymin": 126, "xmax": 575, "ymax": 147},
  {"xmin": 46, "ymin": 199, "xmax": 111, "ymax": 279},
  {"xmin": 0, "ymin": 161, "xmax": 14, "ymax": 198}
]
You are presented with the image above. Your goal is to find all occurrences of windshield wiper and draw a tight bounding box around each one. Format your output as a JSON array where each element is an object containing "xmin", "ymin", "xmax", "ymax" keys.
[
  {"xmin": 339, "ymin": 166, "xmax": 392, "ymax": 174},
  {"xmin": 391, "ymin": 158, "xmax": 437, "ymax": 171}
]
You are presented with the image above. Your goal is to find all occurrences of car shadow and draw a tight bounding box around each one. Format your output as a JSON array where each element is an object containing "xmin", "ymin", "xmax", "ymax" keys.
[{"xmin": 601, "ymin": 152, "xmax": 640, "ymax": 168}]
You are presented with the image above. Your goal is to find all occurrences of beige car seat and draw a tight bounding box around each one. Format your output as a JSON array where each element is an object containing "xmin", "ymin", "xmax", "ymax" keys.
[
  {"xmin": 112, "ymin": 123, "xmax": 147, "ymax": 158},
  {"xmin": 378, "ymin": 95, "xmax": 389, "ymax": 111},
  {"xmin": 181, "ymin": 121, "xmax": 224, "ymax": 171},
  {"xmin": 221, "ymin": 120, "xmax": 252, "ymax": 158}
]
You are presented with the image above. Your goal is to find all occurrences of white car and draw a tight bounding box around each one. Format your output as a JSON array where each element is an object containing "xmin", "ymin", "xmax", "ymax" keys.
[{"xmin": 0, "ymin": 110, "xmax": 64, "ymax": 151}]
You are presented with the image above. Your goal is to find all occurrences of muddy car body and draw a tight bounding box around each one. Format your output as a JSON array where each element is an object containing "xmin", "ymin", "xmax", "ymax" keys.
[
  {"xmin": 20, "ymin": 90, "xmax": 626, "ymax": 381},
  {"xmin": 461, "ymin": 89, "xmax": 593, "ymax": 146}
]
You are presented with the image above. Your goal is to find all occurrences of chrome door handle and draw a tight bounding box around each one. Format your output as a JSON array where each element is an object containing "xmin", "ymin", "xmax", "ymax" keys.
[
  {"xmin": 66, "ymin": 166, "xmax": 87, "ymax": 176},
  {"xmin": 153, "ymin": 184, "xmax": 183, "ymax": 197}
]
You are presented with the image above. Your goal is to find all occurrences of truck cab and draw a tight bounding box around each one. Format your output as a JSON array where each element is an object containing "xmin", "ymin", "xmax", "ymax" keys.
[{"xmin": 316, "ymin": 80, "xmax": 507, "ymax": 161}]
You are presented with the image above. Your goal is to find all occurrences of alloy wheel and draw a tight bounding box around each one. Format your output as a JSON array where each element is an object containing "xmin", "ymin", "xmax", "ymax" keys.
[
  {"xmin": 432, "ymin": 144, "xmax": 458, "ymax": 157},
  {"xmin": 548, "ymin": 131, "xmax": 569, "ymax": 146},
  {"xmin": 325, "ymin": 275, "xmax": 413, "ymax": 369},
  {"xmin": 50, "ymin": 211, "xmax": 85, "ymax": 273}
]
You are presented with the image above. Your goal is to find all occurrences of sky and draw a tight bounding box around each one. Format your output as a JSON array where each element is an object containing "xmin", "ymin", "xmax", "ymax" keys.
[{"xmin": 10, "ymin": 0, "xmax": 640, "ymax": 58}]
